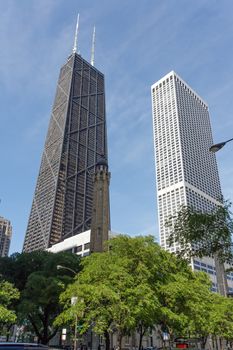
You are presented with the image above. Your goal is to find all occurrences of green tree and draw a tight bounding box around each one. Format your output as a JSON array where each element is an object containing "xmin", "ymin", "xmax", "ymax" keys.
[
  {"xmin": 167, "ymin": 203, "xmax": 233, "ymax": 264},
  {"xmin": 158, "ymin": 271, "xmax": 213, "ymax": 347},
  {"xmin": 0, "ymin": 250, "xmax": 80, "ymax": 290},
  {"xmin": 56, "ymin": 251, "xmax": 159, "ymax": 350},
  {"xmin": 0, "ymin": 280, "xmax": 20, "ymax": 334},
  {"xmin": 106, "ymin": 235, "xmax": 191, "ymax": 349},
  {"xmin": 56, "ymin": 235, "xmax": 228, "ymax": 349},
  {"xmin": 0, "ymin": 251, "xmax": 81, "ymax": 344},
  {"xmin": 209, "ymin": 293, "xmax": 233, "ymax": 346},
  {"xmin": 56, "ymin": 235, "xmax": 200, "ymax": 350}
]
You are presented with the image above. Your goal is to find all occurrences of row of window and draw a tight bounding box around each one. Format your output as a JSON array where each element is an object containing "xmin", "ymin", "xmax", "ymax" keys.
[
  {"xmin": 63, "ymin": 242, "xmax": 90, "ymax": 255},
  {"xmin": 175, "ymin": 76, "xmax": 208, "ymax": 110}
]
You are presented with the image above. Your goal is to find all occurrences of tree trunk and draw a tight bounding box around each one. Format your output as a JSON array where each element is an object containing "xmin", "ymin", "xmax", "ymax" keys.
[
  {"xmin": 167, "ymin": 327, "xmax": 173, "ymax": 348},
  {"xmin": 117, "ymin": 331, "xmax": 123, "ymax": 350},
  {"xmin": 214, "ymin": 335, "xmax": 219, "ymax": 350},
  {"xmin": 214, "ymin": 254, "xmax": 228, "ymax": 296},
  {"xmin": 6, "ymin": 324, "xmax": 12, "ymax": 341},
  {"xmin": 138, "ymin": 324, "xmax": 146, "ymax": 350},
  {"xmin": 139, "ymin": 334, "xmax": 143, "ymax": 350},
  {"xmin": 41, "ymin": 320, "xmax": 48, "ymax": 344},
  {"xmin": 29, "ymin": 309, "xmax": 57, "ymax": 345},
  {"xmin": 104, "ymin": 330, "xmax": 110, "ymax": 350},
  {"xmin": 200, "ymin": 335, "xmax": 207, "ymax": 349},
  {"xmin": 40, "ymin": 311, "xmax": 49, "ymax": 344}
]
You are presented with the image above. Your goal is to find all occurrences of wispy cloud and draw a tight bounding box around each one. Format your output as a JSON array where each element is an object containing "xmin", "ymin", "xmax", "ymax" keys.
[{"xmin": 1, "ymin": 0, "xmax": 233, "ymax": 253}]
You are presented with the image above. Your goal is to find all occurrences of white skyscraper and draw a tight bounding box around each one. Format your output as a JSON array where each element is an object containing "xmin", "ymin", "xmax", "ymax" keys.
[{"xmin": 151, "ymin": 71, "xmax": 233, "ymax": 293}]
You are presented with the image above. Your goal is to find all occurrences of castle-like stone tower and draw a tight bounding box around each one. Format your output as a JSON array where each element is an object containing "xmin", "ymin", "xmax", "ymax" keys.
[{"xmin": 90, "ymin": 158, "xmax": 110, "ymax": 253}]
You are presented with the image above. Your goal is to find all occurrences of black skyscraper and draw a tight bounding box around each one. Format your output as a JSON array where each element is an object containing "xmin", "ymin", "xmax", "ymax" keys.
[{"xmin": 23, "ymin": 49, "xmax": 108, "ymax": 252}]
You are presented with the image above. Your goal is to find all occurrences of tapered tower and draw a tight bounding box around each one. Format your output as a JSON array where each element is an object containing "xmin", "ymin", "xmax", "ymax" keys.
[
  {"xmin": 23, "ymin": 25, "xmax": 108, "ymax": 252},
  {"xmin": 90, "ymin": 157, "xmax": 110, "ymax": 253}
]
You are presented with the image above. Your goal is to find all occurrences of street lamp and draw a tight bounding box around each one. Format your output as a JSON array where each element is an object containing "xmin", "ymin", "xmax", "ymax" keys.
[
  {"xmin": 57, "ymin": 265, "xmax": 78, "ymax": 349},
  {"xmin": 209, "ymin": 136, "xmax": 233, "ymax": 297},
  {"xmin": 71, "ymin": 297, "xmax": 78, "ymax": 350},
  {"xmin": 56, "ymin": 265, "xmax": 77, "ymax": 275},
  {"xmin": 209, "ymin": 137, "xmax": 233, "ymax": 153}
]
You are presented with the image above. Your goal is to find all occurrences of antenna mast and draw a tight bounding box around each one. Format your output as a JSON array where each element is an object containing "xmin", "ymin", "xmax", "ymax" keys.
[
  {"xmin": 73, "ymin": 14, "xmax": 80, "ymax": 54},
  {"xmin": 91, "ymin": 26, "xmax": 96, "ymax": 66}
]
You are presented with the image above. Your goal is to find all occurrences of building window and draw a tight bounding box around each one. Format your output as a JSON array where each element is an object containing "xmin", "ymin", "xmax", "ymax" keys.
[
  {"xmin": 84, "ymin": 242, "xmax": 90, "ymax": 250},
  {"xmin": 74, "ymin": 245, "xmax": 82, "ymax": 253},
  {"xmin": 83, "ymin": 251, "xmax": 90, "ymax": 257}
]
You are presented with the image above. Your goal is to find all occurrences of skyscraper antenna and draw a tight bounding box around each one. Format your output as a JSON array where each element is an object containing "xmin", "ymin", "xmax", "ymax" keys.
[
  {"xmin": 73, "ymin": 14, "xmax": 79, "ymax": 54},
  {"xmin": 91, "ymin": 26, "xmax": 96, "ymax": 66}
]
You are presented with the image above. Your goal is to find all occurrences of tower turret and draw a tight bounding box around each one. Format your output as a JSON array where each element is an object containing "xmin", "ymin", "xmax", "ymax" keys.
[{"xmin": 90, "ymin": 157, "xmax": 110, "ymax": 253}]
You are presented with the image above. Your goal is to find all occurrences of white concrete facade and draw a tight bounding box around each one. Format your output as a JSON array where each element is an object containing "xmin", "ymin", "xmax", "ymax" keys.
[
  {"xmin": 47, "ymin": 230, "xmax": 91, "ymax": 256},
  {"xmin": 151, "ymin": 71, "xmax": 233, "ymax": 292},
  {"xmin": 47, "ymin": 230, "xmax": 118, "ymax": 256}
]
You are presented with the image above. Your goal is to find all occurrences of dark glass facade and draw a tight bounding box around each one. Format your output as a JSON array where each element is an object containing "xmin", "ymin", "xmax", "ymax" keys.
[{"xmin": 23, "ymin": 53, "xmax": 108, "ymax": 252}]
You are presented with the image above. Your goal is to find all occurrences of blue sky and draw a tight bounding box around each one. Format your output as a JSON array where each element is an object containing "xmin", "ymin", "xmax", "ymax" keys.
[{"xmin": 1, "ymin": 0, "xmax": 233, "ymax": 254}]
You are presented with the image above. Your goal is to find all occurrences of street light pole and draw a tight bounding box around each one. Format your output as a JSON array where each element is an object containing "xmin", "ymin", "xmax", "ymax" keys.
[
  {"xmin": 74, "ymin": 314, "xmax": 78, "ymax": 350},
  {"xmin": 209, "ymin": 136, "xmax": 233, "ymax": 297},
  {"xmin": 209, "ymin": 137, "xmax": 233, "ymax": 153},
  {"xmin": 71, "ymin": 297, "xmax": 78, "ymax": 350},
  {"xmin": 56, "ymin": 265, "xmax": 77, "ymax": 275},
  {"xmin": 57, "ymin": 266, "xmax": 78, "ymax": 348}
]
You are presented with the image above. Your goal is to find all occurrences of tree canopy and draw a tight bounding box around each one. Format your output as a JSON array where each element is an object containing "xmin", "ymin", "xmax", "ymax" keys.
[
  {"xmin": 0, "ymin": 280, "xmax": 19, "ymax": 330},
  {"xmin": 0, "ymin": 250, "xmax": 81, "ymax": 344},
  {"xmin": 167, "ymin": 203, "xmax": 233, "ymax": 264},
  {"xmin": 2, "ymin": 236, "xmax": 233, "ymax": 347},
  {"xmin": 55, "ymin": 235, "xmax": 218, "ymax": 350},
  {"xmin": 209, "ymin": 293, "xmax": 233, "ymax": 342}
]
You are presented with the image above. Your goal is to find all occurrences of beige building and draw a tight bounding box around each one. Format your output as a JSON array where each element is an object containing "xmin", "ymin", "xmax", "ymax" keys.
[{"xmin": 0, "ymin": 216, "xmax": 12, "ymax": 257}]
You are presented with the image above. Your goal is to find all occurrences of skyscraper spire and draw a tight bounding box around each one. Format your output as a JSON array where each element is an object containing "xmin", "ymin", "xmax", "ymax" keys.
[
  {"xmin": 91, "ymin": 26, "xmax": 96, "ymax": 66},
  {"xmin": 73, "ymin": 14, "xmax": 80, "ymax": 54}
]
